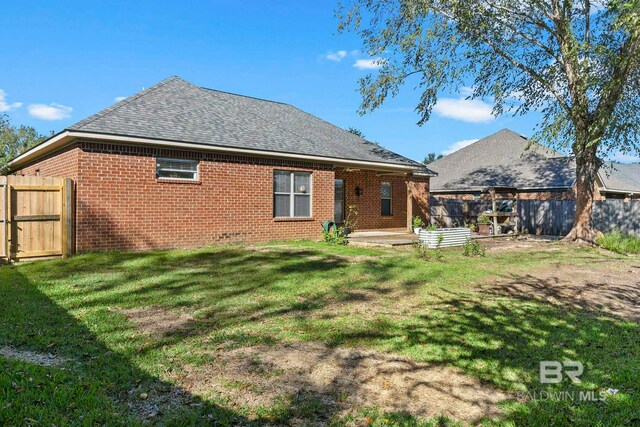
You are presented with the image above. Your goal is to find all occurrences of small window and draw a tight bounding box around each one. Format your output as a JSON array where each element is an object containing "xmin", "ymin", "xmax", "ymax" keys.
[
  {"xmin": 381, "ymin": 182, "xmax": 392, "ymax": 216},
  {"xmin": 156, "ymin": 158, "xmax": 199, "ymax": 180},
  {"xmin": 274, "ymin": 171, "xmax": 312, "ymax": 218}
]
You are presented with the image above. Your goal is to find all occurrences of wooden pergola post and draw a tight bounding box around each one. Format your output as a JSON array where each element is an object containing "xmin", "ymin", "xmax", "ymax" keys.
[
  {"xmin": 406, "ymin": 175, "xmax": 413, "ymax": 232},
  {"xmin": 491, "ymin": 188, "xmax": 499, "ymax": 235}
]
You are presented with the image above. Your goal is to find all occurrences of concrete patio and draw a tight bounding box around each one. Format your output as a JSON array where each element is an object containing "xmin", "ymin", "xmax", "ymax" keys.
[{"xmin": 347, "ymin": 231, "xmax": 418, "ymax": 247}]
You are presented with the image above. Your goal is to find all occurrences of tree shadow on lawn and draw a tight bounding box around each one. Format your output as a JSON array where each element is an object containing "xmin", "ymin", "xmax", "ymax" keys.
[
  {"xmin": 481, "ymin": 270, "xmax": 640, "ymax": 322},
  {"xmin": 5, "ymin": 245, "xmax": 639, "ymax": 425},
  {"xmin": 0, "ymin": 265, "xmax": 268, "ymax": 425},
  {"xmin": 315, "ymin": 287, "xmax": 640, "ymax": 425}
]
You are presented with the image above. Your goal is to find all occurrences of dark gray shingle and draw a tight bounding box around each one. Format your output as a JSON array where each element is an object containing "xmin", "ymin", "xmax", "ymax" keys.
[
  {"xmin": 599, "ymin": 163, "xmax": 640, "ymax": 193},
  {"xmin": 69, "ymin": 76, "xmax": 431, "ymax": 171},
  {"xmin": 429, "ymin": 129, "xmax": 576, "ymax": 191}
]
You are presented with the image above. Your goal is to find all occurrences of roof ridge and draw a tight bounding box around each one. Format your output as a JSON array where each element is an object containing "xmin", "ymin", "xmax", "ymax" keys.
[
  {"xmin": 69, "ymin": 76, "xmax": 185, "ymax": 131},
  {"xmin": 199, "ymin": 86, "xmax": 289, "ymax": 105}
]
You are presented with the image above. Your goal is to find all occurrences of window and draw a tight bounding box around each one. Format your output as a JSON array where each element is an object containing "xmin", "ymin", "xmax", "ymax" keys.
[
  {"xmin": 156, "ymin": 158, "xmax": 199, "ymax": 180},
  {"xmin": 381, "ymin": 182, "xmax": 392, "ymax": 216},
  {"xmin": 274, "ymin": 171, "xmax": 312, "ymax": 217}
]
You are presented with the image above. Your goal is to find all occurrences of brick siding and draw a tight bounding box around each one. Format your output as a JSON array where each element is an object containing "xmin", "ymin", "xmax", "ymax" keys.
[
  {"xmin": 15, "ymin": 141, "xmax": 431, "ymax": 252},
  {"xmin": 335, "ymin": 170, "xmax": 429, "ymax": 230}
]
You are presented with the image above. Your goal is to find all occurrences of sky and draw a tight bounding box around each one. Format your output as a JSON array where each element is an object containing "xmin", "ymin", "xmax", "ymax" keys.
[{"xmin": 1, "ymin": 1, "xmax": 637, "ymax": 163}]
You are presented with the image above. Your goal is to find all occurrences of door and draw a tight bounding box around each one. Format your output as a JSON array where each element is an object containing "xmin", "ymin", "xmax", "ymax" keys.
[{"xmin": 334, "ymin": 179, "xmax": 345, "ymax": 223}]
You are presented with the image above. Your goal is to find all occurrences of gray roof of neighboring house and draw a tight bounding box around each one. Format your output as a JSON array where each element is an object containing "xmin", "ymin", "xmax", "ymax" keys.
[
  {"xmin": 599, "ymin": 163, "xmax": 640, "ymax": 193},
  {"xmin": 68, "ymin": 76, "xmax": 431, "ymax": 172},
  {"xmin": 429, "ymin": 129, "xmax": 575, "ymax": 191}
]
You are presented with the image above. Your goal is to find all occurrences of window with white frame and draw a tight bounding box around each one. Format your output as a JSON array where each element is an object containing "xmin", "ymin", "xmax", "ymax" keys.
[
  {"xmin": 274, "ymin": 171, "xmax": 312, "ymax": 217},
  {"xmin": 381, "ymin": 182, "xmax": 392, "ymax": 216},
  {"xmin": 156, "ymin": 158, "xmax": 199, "ymax": 180}
]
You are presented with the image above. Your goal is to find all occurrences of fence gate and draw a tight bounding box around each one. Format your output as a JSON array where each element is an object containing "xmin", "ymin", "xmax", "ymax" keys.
[{"xmin": 1, "ymin": 175, "xmax": 73, "ymax": 261}]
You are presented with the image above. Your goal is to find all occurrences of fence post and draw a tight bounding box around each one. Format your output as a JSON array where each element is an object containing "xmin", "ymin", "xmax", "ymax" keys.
[
  {"xmin": 1, "ymin": 177, "xmax": 6, "ymax": 261},
  {"xmin": 5, "ymin": 178, "xmax": 10, "ymax": 259},
  {"xmin": 65, "ymin": 178, "xmax": 74, "ymax": 256}
]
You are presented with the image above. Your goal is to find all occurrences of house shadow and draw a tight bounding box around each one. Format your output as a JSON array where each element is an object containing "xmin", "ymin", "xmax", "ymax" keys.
[{"xmin": 0, "ymin": 265, "xmax": 261, "ymax": 425}]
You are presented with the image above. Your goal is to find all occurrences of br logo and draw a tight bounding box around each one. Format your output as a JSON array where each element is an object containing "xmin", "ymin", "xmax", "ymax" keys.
[{"xmin": 540, "ymin": 361, "xmax": 584, "ymax": 384}]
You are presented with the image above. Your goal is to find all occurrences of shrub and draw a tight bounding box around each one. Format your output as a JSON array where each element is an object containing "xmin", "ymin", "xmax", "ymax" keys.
[
  {"xmin": 477, "ymin": 215, "xmax": 491, "ymax": 224},
  {"xmin": 412, "ymin": 216, "xmax": 425, "ymax": 229},
  {"xmin": 414, "ymin": 236, "xmax": 444, "ymax": 261},
  {"xmin": 344, "ymin": 205, "xmax": 359, "ymax": 231},
  {"xmin": 596, "ymin": 230, "xmax": 640, "ymax": 254},
  {"xmin": 323, "ymin": 227, "xmax": 349, "ymax": 245},
  {"xmin": 463, "ymin": 240, "xmax": 486, "ymax": 257}
]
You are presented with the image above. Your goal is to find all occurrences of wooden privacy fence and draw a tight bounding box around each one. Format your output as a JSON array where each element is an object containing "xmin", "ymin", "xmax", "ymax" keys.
[
  {"xmin": 430, "ymin": 197, "xmax": 640, "ymax": 237},
  {"xmin": 430, "ymin": 199, "xmax": 493, "ymax": 228},
  {"xmin": 0, "ymin": 176, "xmax": 73, "ymax": 261}
]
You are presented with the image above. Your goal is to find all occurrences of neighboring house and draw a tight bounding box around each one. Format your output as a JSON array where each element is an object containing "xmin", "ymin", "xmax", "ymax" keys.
[
  {"xmin": 429, "ymin": 129, "xmax": 640, "ymax": 201},
  {"xmin": 6, "ymin": 77, "xmax": 434, "ymax": 252},
  {"xmin": 597, "ymin": 163, "xmax": 640, "ymax": 200}
]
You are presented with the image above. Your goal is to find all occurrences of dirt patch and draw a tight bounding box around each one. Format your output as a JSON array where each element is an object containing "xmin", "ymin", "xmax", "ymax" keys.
[
  {"xmin": 0, "ymin": 345, "xmax": 69, "ymax": 367},
  {"xmin": 177, "ymin": 342, "xmax": 508, "ymax": 424},
  {"xmin": 481, "ymin": 237, "xmax": 560, "ymax": 252},
  {"xmin": 118, "ymin": 382, "xmax": 195, "ymax": 421},
  {"xmin": 117, "ymin": 306, "xmax": 195, "ymax": 337},
  {"xmin": 485, "ymin": 263, "xmax": 640, "ymax": 321}
]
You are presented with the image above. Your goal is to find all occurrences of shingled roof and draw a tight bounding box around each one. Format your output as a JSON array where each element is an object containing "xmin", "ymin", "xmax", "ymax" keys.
[
  {"xmin": 429, "ymin": 129, "xmax": 575, "ymax": 191},
  {"xmin": 67, "ymin": 76, "xmax": 431, "ymax": 172},
  {"xmin": 599, "ymin": 163, "xmax": 640, "ymax": 193}
]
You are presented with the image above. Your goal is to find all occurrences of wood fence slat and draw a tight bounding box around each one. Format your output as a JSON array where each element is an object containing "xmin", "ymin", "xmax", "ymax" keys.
[
  {"xmin": 1, "ymin": 175, "xmax": 73, "ymax": 260},
  {"xmin": 0, "ymin": 177, "xmax": 6, "ymax": 259},
  {"xmin": 431, "ymin": 197, "xmax": 639, "ymax": 237}
]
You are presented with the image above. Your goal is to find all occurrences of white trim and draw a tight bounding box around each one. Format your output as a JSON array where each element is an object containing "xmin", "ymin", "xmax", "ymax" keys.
[
  {"xmin": 156, "ymin": 157, "xmax": 199, "ymax": 181},
  {"xmin": 7, "ymin": 131, "xmax": 434, "ymax": 174},
  {"xmin": 273, "ymin": 170, "xmax": 313, "ymax": 218},
  {"xmin": 598, "ymin": 187, "xmax": 640, "ymax": 195},
  {"xmin": 430, "ymin": 186, "xmax": 573, "ymax": 193}
]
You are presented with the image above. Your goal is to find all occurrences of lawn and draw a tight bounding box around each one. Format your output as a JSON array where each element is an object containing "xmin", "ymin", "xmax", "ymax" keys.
[{"xmin": 1, "ymin": 240, "xmax": 639, "ymax": 426}]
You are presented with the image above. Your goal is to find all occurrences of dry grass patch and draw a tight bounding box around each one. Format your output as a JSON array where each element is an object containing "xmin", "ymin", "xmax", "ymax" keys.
[
  {"xmin": 176, "ymin": 342, "xmax": 508, "ymax": 424},
  {"xmin": 485, "ymin": 261, "xmax": 640, "ymax": 321},
  {"xmin": 116, "ymin": 306, "xmax": 195, "ymax": 337}
]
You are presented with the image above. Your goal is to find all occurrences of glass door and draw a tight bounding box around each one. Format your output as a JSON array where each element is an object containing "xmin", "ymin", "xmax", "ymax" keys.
[{"xmin": 334, "ymin": 179, "xmax": 344, "ymax": 223}]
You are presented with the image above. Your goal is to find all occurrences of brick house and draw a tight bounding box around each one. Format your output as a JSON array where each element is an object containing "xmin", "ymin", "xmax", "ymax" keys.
[
  {"xmin": 428, "ymin": 129, "xmax": 640, "ymax": 202},
  {"xmin": 6, "ymin": 77, "xmax": 435, "ymax": 252}
]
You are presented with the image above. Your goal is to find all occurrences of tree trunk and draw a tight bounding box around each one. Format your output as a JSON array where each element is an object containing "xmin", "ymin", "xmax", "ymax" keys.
[{"xmin": 565, "ymin": 143, "xmax": 600, "ymax": 243}]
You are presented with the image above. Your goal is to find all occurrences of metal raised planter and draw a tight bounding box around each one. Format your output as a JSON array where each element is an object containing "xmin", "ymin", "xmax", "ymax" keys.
[{"xmin": 419, "ymin": 227, "xmax": 471, "ymax": 248}]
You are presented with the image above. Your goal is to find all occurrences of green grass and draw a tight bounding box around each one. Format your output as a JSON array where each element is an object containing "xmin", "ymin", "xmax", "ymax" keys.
[
  {"xmin": 1, "ymin": 241, "xmax": 638, "ymax": 426},
  {"xmin": 596, "ymin": 230, "xmax": 640, "ymax": 254}
]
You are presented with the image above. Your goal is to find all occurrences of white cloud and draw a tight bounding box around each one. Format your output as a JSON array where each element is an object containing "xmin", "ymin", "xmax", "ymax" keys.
[
  {"xmin": 326, "ymin": 50, "xmax": 348, "ymax": 62},
  {"xmin": 114, "ymin": 96, "xmax": 127, "ymax": 102},
  {"xmin": 609, "ymin": 152, "xmax": 640, "ymax": 163},
  {"xmin": 353, "ymin": 58, "xmax": 385, "ymax": 70},
  {"xmin": 442, "ymin": 139, "xmax": 479, "ymax": 156},
  {"xmin": 433, "ymin": 97, "xmax": 494, "ymax": 123},
  {"xmin": 28, "ymin": 103, "xmax": 72, "ymax": 120},
  {"xmin": 459, "ymin": 86, "xmax": 474, "ymax": 97},
  {"xmin": 0, "ymin": 89, "xmax": 23, "ymax": 112}
]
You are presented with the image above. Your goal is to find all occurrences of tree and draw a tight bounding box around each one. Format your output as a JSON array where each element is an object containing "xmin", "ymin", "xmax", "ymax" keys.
[
  {"xmin": 338, "ymin": 0, "xmax": 640, "ymax": 242},
  {"xmin": 0, "ymin": 114, "xmax": 47, "ymax": 170},
  {"xmin": 346, "ymin": 127, "xmax": 365, "ymax": 138},
  {"xmin": 423, "ymin": 152, "xmax": 444, "ymax": 164}
]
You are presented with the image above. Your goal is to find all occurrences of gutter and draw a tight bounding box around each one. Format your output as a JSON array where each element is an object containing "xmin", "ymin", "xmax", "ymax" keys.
[
  {"xmin": 7, "ymin": 130, "xmax": 437, "ymax": 176},
  {"xmin": 430, "ymin": 186, "xmax": 572, "ymax": 193}
]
